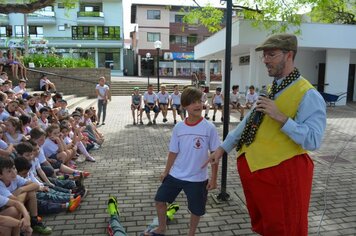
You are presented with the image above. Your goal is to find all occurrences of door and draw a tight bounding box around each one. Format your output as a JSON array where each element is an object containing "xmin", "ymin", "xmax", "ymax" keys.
[
  {"xmin": 347, "ymin": 64, "xmax": 355, "ymax": 102},
  {"xmin": 317, "ymin": 63, "xmax": 326, "ymax": 92}
]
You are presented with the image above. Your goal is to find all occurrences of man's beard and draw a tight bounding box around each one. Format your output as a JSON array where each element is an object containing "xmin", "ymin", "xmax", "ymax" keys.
[{"xmin": 267, "ymin": 60, "xmax": 286, "ymax": 79}]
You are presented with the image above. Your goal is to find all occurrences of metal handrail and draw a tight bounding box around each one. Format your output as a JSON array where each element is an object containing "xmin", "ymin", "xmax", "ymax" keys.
[{"xmin": 27, "ymin": 68, "xmax": 98, "ymax": 84}]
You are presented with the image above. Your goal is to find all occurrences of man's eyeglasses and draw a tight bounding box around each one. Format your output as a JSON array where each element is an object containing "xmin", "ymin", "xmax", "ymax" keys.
[{"xmin": 260, "ymin": 52, "xmax": 287, "ymax": 61}]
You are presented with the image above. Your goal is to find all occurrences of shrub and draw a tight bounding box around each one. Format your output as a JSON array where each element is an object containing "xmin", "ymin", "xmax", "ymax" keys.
[{"xmin": 23, "ymin": 54, "xmax": 95, "ymax": 68}]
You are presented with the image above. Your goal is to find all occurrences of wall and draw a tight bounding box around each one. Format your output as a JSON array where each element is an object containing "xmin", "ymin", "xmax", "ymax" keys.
[{"xmin": 23, "ymin": 68, "xmax": 111, "ymax": 98}]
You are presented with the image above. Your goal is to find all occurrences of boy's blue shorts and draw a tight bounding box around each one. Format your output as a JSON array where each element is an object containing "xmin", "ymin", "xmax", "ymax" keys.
[
  {"xmin": 144, "ymin": 104, "xmax": 159, "ymax": 113},
  {"xmin": 154, "ymin": 174, "xmax": 208, "ymax": 216}
]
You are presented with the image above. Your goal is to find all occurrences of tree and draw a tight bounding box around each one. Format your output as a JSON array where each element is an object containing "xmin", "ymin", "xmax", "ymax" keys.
[
  {"xmin": 183, "ymin": 0, "xmax": 356, "ymax": 34},
  {"xmin": 0, "ymin": 0, "xmax": 76, "ymax": 14}
]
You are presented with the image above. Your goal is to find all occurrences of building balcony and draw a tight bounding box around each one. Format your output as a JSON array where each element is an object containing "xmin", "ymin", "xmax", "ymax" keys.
[
  {"xmin": 45, "ymin": 37, "xmax": 122, "ymax": 48},
  {"xmin": 77, "ymin": 11, "xmax": 105, "ymax": 26},
  {"xmin": 0, "ymin": 14, "xmax": 9, "ymax": 25},
  {"xmin": 27, "ymin": 11, "xmax": 56, "ymax": 25}
]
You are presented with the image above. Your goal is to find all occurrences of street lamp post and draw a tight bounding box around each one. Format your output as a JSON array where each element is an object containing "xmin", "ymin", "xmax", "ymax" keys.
[
  {"xmin": 154, "ymin": 40, "xmax": 162, "ymax": 92},
  {"xmin": 146, "ymin": 52, "xmax": 151, "ymax": 86}
]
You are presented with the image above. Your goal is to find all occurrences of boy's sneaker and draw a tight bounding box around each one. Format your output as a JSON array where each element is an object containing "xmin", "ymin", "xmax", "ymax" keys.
[
  {"xmin": 204, "ymin": 114, "xmax": 210, "ymax": 120},
  {"xmin": 31, "ymin": 217, "xmax": 52, "ymax": 235},
  {"xmin": 212, "ymin": 115, "xmax": 216, "ymax": 121},
  {"xmin": 147, "ymin": 121, "xmax": 153, "ymax": 126},
  {"xmin": 174, "ymin": 120, "xmax": 177, "ymax": 124},
  {"xmin": 140, "ymin": 121, "xmax": 143, "ymax": 125},
  {"xmin": 221, "ymin": 117, "xmax": 224, "ymax": 122},
  {"xmin": 85, "ymin": 156, "xmax": 96, "ymax": 162},
  {"xmin": 166, "ymin": 203, "xmax": 179, "ymax": 221},
  {"xmin": 107, "ymin": 196, "xmax": 119, "ymax": 216},
  {"xmin": 240, "ymin": 116, "xmax": 244, "ymax": 121},
  {"xmin": 153, "ymin": 119, "xmax": 156, "ymax": 125},
  {"xmin": 73, "ymin": 187, "xmax": 88, "ymax": 199},
  {"xmin": 68, "ymin": 196, "xmax": 82, "ymax": 212}
]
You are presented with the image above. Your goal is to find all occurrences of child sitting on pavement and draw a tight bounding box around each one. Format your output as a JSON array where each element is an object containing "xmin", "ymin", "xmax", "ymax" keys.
[
  {"xmin": 245, "ymin": 85, "xmax": 259, "ymax": 109},
  {"xmin": 212, "ymin": 87, "xmax": 224, "ymax": 122},
  {"xmin": 0, "ymin": 193, "xmax": 32, "ymax": 235},
  {"xmin": 157, "ymin": 85, "xmax": 170, "ymax": 123},
  {"xmin": 145, "ymin": 87, "xmax": 220, "ymax": 236},
  {"xmin": 200, "ymin": 85, "xmax": 210, "ymax": 120},
  {"xmin": 0, "ymin": 157, "xmax": 52, "ymax": 234},
  {"xmin": 169, "ymin": 84, "xmax": 184, "ymax": 125},
  {"xmin": 229, "ymin": 85, "xmax": 245, "ymax": 121},
  {"xmin": 143, "ymin": 84, "xmax": 159, "ymax": 125},
  {"xmin": 131, "ymin": 87, "xmax": 143, "ymax": 125}
]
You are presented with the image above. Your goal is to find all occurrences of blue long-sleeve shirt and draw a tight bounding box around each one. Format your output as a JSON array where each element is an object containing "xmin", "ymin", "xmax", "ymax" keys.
[{"xmin": 221, "ymin": 77, "xmax": 327, "ymax": 154}]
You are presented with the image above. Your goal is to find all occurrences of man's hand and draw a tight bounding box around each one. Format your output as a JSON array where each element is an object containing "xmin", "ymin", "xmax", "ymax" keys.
[
  {"xmin": 201, "ymin": 147, "xmax": 225, "ymax": 168},
  {"xmin": 256, "ymin": 96, "xmax": 288, "ymax": 124}
]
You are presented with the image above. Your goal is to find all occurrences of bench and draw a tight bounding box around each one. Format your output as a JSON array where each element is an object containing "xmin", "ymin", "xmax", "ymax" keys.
[{"xmin": 320, "ymin": 92, "xmax": 347, "ymax": 107}]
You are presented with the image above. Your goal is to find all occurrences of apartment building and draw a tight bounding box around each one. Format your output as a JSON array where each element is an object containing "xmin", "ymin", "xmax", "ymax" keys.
[
  {"xmin": 0, "ymin": 0, "xmax": 124, "ymax": 72},
  {"xmin": 130, "ymin": 3, "xmax": 224, "ymax": 79}
]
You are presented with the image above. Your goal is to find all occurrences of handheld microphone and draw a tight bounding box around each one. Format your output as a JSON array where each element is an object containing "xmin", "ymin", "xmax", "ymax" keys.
[{"xmin": 252, "ymin": 90, "xmax": 268, "ymax": 127}]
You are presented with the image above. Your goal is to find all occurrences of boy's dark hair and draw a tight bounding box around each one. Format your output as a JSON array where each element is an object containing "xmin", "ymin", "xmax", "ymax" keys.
[
  {"xmin": 75, "ymin": 107, "xmax": 83, "ymax": 113},
  {"xmin": 232, "ymin": 85, "xmax": 239, "ymax": 90},
  {"xmin": 27, "ymin": 139, "xmax": 39, "ymax": 148},
  {"xmin": 15, "ymin": 142, "xmax": 34, "ymax": 155},
  {"xmin": 14, "ymin": 156, "xmax": 31, "ymax": 173},
  {"xmin": 39, "ymin": 107, "xmax": 50, "ymax": 114},
  {"xmin": 19, "ymin": 115, "xmax": 31, "ymax": 126},
  {"xmin": 216, "ymin": 87, "xmax": 222, "ymax": 92},
  {"xmin": 147, "ymin": 84, "xmax": 153, "ymax": 88},
  {"xmin": 181, "ymin": 87, "xmax": 202, "ymax": 107},
  {"xmin": 0, "ymin": 157, "xmax": 14, "ymax": 174},
  {"xmin": 173, "ymin": 84, "xmax": 178, "ymax": 89},
  {"xmin": 249, "ymin": 85, "xmax": 255, "ymax": 90},
  {"xmin": 30, "ymin": 127, "xmax": 46, "ymax": 140}
]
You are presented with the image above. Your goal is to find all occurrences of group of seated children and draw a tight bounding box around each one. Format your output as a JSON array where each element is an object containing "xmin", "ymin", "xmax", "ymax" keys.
[
  {"xmin": 0, "ymin": 75, "xmax": 106, "ymax": 235},
  {"xmin": 0, "ymin": 50, "xmax": 28, "ymax": 81},
  {"xmin": 131, "ymin": 84, "xmax": 260, "ymax": 125}
]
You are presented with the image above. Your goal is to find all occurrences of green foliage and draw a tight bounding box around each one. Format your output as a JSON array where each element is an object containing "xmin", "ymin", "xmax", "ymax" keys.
[
  {"xmin": 182, "ymin": 5, "xmax": 224, "ymax": 33},
  {"xmin": 23, "ymin": 54, "xmax": 95, "ymax": 68},
  {"xmin": 309, "ymin": 0, "xmax": 356, "ymax": 24}
]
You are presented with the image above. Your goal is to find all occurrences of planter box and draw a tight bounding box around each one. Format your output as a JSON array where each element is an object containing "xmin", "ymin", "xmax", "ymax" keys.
[{"xmin": 24, "ymin": 68, "xmax": 111, "ymax": 98}]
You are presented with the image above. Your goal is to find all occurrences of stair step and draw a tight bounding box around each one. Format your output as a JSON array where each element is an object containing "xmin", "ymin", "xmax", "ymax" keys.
[
  {"xmin": 67, "ymin": 97, "xmax": 88, "ymax": 110},
  {"xmin": 69, "ymin": 98, "xmax": 96, "ymax": 113}
]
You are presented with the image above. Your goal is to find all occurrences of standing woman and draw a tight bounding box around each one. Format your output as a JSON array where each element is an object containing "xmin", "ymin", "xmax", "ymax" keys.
[{"xmin": 95, "ymin": 76, "xmax": 110, "ymax": 125}]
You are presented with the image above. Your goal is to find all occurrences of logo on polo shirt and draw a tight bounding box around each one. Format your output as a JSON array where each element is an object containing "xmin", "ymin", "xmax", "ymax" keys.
[{"xmin": 193, "ymin": 137, "xmax": 203, "ymax": 149}]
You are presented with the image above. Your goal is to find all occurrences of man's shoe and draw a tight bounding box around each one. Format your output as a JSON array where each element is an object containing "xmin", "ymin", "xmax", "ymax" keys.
[
  {"xmin": 31, "ymin": 218, "xmax": 52, "ymax": 235},
  {"xmin": 68, "ymin": 196, "xmax": 82, "ymax": 212},
  {"xmin": 107, "ymin": 196, "xmax": 119, "ymax": 216}
]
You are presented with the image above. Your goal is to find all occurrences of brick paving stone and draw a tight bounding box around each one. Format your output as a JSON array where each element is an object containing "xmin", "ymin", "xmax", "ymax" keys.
[{"xmin": 37, "ymin": 97, "xmax": 356, "ymax": 236}]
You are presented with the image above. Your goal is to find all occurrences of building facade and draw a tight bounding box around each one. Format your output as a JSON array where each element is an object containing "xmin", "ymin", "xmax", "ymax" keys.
[
  {"xmin": 195, "ymin": 20, "xmax": 356, "ymax": 105},
  {"xmin": 0, "ymin": 0, "xmax": 124, "ymax": 72},
  {"xmin": 130, "ymin": 3, "xmax": 224, "ymax": 80}
]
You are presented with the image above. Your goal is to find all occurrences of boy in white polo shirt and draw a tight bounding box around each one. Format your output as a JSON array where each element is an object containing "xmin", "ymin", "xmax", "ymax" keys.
[
  {"xmin": 145, "ymin": 87, "xmax": 220, "ymax": 236},
  {"xmin": 143, "ymin": 84, "xmax": 159, "ymax": 125}
]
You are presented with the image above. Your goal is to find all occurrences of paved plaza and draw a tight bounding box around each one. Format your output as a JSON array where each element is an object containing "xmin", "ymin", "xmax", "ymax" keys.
[{"xmin": 41, "ymin": 96, "xmax": 356, "ymax": 236}]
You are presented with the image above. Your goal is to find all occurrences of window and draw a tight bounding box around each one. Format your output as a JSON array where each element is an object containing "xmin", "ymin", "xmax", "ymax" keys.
[
  {"xmin": 0, "ymin": 26, "xmax": 12, "ymax": 37},
  {"xmin": 147, "ymin": 10, "xmax": 160, "ymax": 20},
  {"xmin": 147, "ymin": 32, "xmax": 160, "ymax": 42},
  {"xmin": 58, "ymin": 3, "xmax": 64, "ymax": 8},
  {"xmin": 85, "ymin": 6, "xmax": 94, "ymax": 12},
  {"xmin": 43, "ymin": 6, "xmax": 54, "ymax": 12},
  {"xmin": 72, "ymin": 26, "xmax": 95, "ymax": 40},
  {"xmin": 58, "ymin": 25, "xmax": 65, "ymax": 31},
  {"xmin": 15, "ymin": 26, "xmax": 24, "ymax": 37},
  {"xmin": 175, "ymin": 15, "xmax": 184, "ymax": 23},
  {"xmin": 97, "ymin": 26, "xmax": 120, "ymax": 40},
  {"xmin": 29, "ymin": 26, "xmax": 43, "ymax": 37}
]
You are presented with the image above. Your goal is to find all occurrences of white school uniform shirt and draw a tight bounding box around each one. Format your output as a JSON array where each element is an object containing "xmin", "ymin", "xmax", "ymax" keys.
[
  {"xmin": 143, "ymin": 92, "xmax": 157, "ymax": 104},
  {"xmin": 28, "ymin": 158, "xmax": 44, "ymax": 186},
  {"xmin": 170, "ymin": 92, "xmax": 181, "ymax": 105},
  {"xmin": 157, "ymin": 92, "xmax": 169, "ymax": 104},
  {"xmin": 230, "ymin": 92, "xmax": 240, "ymax": 103},
  {"xmin": 0, "ymin": 111, "xmax": 10, "ymax": 121},
  {"xmin": 4, "ymin": 132, "xmax": 23, "ymax": 145},
  {"xmin": 42, "ymin": 138, "xmax": 58, "ymax": 157},
  {"xmin": 13, "ymin": 86, "xmax": 26, "ymax": 94},
  {"xmin": 96, "ymin": 84, "xmax": 110, "ymax": 100},
  {"xmin": 246, "ymin": 92, "xmax": 259, "ymax": 104},
  {"xmin": 0, "ymin": 194, "xmax": 9, "ymax": 208},
  {"xmin": 37, "ymin": 147, "xmax": 47, "ymax": 164},
  {"xmin": 169, "ymin": 118, "xmax": 220, "ymax": 182},
  {"xmin": 201, "ymin": 92, "xmax": 208, "ymax": 103},
  {"xmin": 0, "ymin": 176, "xmax": 27, "ymax": 197},
  {"xmin": 213, "ymin": 94, "xmax": 223, "ymax": 104},
  {"xmin": 0, "ymin": 139, "xmax": 8, "ymax": 149},
  {"xmin": 38, "ymin": 118, "xmax": 49, "ymax": 131}
]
